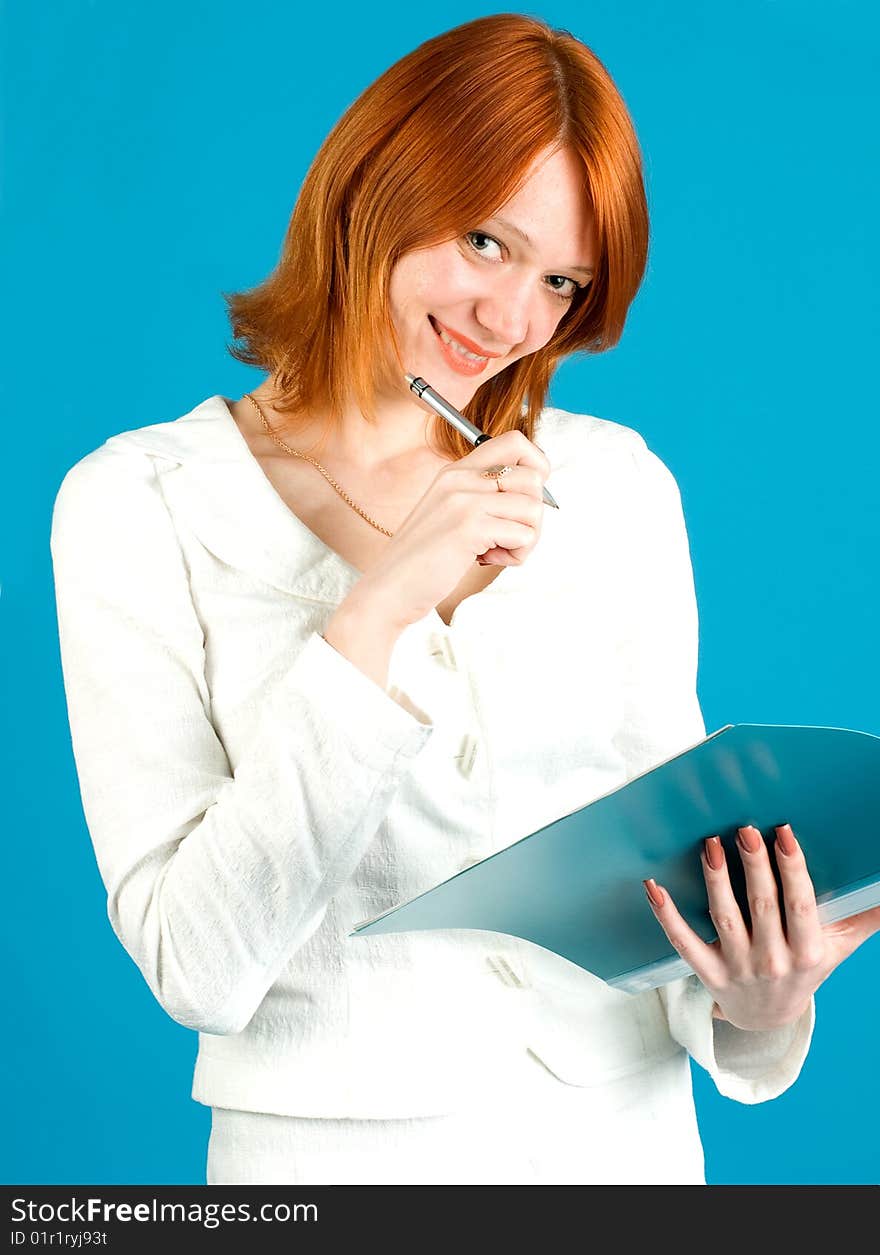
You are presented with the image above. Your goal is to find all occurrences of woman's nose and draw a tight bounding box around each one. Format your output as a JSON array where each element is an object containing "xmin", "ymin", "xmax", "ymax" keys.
[{"xmin": 473, "ymin": 275, "xmax": 534, "ymax": 351}]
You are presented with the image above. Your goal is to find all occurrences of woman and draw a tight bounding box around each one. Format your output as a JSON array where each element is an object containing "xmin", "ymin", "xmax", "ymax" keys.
[{"xmin": 49, "ymin": 14, "xmax": 879, "ymax": 1185}]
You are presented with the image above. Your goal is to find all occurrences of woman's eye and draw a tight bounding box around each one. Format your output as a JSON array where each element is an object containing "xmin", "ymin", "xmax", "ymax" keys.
[
  {"xmin": 465, "ymin": 230, "xmax": 502, "ymax": 258},
  {"xmin": 464, "ymin": 231, "xmax": 584, "ymax": 303},
  {"xmin": 546, "ymin": 275, "xmax": 582, "ymax": 302}
]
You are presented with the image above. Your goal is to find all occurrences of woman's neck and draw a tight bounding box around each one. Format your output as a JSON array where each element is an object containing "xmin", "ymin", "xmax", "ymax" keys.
[{"xmin": 247, "ymin": 378, "xmax": 447, "ymax": 474}]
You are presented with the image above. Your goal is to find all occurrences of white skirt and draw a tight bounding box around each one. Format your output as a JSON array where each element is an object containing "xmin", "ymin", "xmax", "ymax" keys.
[{"xmin": 206, "ymin": 1051, "xmax": 707, "ymax": 1185}]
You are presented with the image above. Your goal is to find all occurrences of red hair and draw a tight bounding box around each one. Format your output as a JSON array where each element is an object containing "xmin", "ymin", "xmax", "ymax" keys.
[{"xmin": 223, "ymin": 12, "xmax": 649, "ymax": 459}]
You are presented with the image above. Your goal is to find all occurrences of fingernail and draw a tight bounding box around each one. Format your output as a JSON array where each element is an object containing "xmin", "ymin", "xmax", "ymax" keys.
[
  {"xmin": 704, "ymin": 836, "xmax": 724, "ymax": 870},
  {"xmin": 736, "ymin": 825, "xmax": 762, "ymax": 854},
  {"xmin": 643, "ymin": 878, "xmax": 665, "ymax": 908},
  {"xmin": 775, "ymin": 823, "xmax": 798, "ymax": 856}
]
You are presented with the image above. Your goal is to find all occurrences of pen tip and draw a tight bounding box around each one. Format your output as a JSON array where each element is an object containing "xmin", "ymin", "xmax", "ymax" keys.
[{"xmin": 404, "ymin": 373, "xmax": 415, "ymax": 386}]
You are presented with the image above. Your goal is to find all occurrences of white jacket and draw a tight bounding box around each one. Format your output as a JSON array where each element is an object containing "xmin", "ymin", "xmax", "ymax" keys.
[{"xmin": 49, "ymin": 393, "xmax": 814, "ymax": 1120}]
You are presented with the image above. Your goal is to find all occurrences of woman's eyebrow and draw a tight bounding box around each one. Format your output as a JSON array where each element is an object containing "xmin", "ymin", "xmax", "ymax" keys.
[{"xmin": 487, "ymin": 215, "xmax": 595, "ymax": 276}]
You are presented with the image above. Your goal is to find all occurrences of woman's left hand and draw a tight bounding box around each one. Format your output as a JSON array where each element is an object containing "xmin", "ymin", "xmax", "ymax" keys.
[{"xmin": 644, "ymin": 824, "xmax": 880, "ymax": 1031}]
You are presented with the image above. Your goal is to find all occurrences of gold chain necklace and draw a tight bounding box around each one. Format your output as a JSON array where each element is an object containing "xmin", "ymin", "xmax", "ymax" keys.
[{"xmin": 244, "ymin": 393, "xmax": 393, "ymax": 537}]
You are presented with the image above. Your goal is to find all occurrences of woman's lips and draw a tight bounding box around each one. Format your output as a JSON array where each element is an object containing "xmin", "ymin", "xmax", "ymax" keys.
[{"xmin": 428, "ymin": 316, "xmax": 495, "ymax": 377}]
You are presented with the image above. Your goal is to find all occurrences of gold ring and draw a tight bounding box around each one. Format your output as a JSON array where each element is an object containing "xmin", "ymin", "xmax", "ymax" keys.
[{"xmin": 481, "ymin": 464, "xmax": 514, "ymax": 490}]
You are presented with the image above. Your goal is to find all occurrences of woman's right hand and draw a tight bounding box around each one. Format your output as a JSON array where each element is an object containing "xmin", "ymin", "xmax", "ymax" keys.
[{"xmin": 351, "ymin": 429, "xmax": 552, "ymax": 630}]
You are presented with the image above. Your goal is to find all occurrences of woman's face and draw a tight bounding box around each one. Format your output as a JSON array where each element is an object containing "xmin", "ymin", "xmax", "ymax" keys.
[{"xmin": 388, "ymin": 145, "xmax": 597, "ymax": 406}]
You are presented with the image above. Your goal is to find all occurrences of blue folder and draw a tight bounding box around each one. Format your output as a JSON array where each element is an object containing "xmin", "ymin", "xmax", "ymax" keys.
[{"xmin": 350, "ymin": 724, "xmax": 880, "ymax": 992}]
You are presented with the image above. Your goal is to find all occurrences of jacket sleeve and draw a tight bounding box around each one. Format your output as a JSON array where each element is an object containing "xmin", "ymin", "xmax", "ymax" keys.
[
  {"xmin": 49, "ymin": 444, "xmax": 433, "ymax": 1037},
  {"xmin": 612, "ymin": 432, "xmax": 814, "ymax": 1103}
]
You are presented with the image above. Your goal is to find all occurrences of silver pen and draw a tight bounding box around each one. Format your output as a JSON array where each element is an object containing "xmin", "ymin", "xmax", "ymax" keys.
[{"xmin": 405, "ymin": 373, "xmax": 559, "ymax": 509}]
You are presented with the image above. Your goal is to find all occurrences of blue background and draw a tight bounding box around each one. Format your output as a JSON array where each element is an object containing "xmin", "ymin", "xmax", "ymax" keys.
[{"xmin": 3, "ymin": 1, "xmax": 877, "ymax": 1185}]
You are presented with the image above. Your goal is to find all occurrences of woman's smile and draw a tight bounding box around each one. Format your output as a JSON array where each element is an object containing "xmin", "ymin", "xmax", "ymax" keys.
[{"xmin": 428, "ymin": 314, "xmax": 500, "ymax": 376}]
